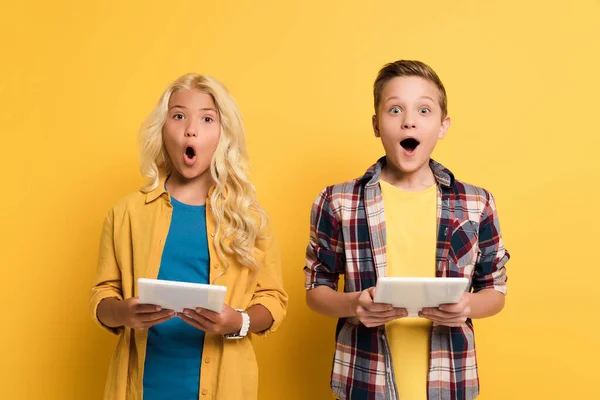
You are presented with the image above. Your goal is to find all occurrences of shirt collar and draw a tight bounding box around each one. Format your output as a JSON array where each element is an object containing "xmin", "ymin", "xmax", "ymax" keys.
[{"xmin": 361, "ymin": 156, "xmax": 455, "ymax": 188}]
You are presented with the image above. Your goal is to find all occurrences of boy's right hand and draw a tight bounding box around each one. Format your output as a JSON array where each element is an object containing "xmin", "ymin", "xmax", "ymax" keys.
[{"xmin": 355, "ymin": 287, "xmax": 407, "ymax": 328}]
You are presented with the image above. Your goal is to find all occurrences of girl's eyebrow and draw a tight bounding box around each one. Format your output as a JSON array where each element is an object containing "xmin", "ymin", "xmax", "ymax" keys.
[{"xmin": 168, "ymin": 105, "xmax": 217, "ymax": 112}]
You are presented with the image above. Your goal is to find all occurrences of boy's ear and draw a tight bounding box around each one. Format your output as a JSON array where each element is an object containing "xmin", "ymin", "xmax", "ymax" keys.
[
  {"xmin": 372, "ymin": 114, "xmax": 380, "ymax": 138},
  {"xmin": 438, "ymin": 116, "xmax": 451, "ymax": 139}
]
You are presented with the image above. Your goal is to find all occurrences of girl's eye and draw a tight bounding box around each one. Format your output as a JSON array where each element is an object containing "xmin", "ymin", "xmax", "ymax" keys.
[
  {"xmin": 173, "ymin": 113, "xmax": 185, "ymax": 120},
  {"xmin": 203, "ymin": 117, "xmax": 214, "ymax": 123}
]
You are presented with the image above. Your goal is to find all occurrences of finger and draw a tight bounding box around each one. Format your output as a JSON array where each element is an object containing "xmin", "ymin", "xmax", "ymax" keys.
[
  {"xmin": 438, "ymin": 301, "xmax": 466, "ymax": 313},
  {"xmin": 439, "ymin": 293, "xmax": 470, "ymax": 312},
  {"xmin": 420, "ymin": 315, "xmax": 465, "ymax": 327},
  {"xmin": 419, "ymin": 310, "xmax": 466, "ymax": 323},
  {"xmin": 360, "ymin": 315, "xmax": 404, "ymax": 328},
  {"xmin": 362, "ymin": 300, "xmax": 394, "ymax": 312},
  {"xmin": 178, "ymin": 313, "xmax": 209, "ymax": 331},
  {"xmin": 195, "ymin": 308, "xmax": 220, "ymax": 323},
  {"xmin": 183, "ymin": 309, "xmax": 215, "ymax": 326},
  {"xmin": 359, "ymin": 288, "xmax": 393, "ymax": 311},
  {"xmin": 358, "ymin": 306, "xmax": 406, "ymax": 319},
  {"xmin": 139, "ymin": 309, "xmax": 175, "ymax": 322},
  {"xmin": 135, "ymin": 303, "xmax": 163, "ymax": 313},
  {"xmin": 143, "ymin": 314, "xmax": 175, "ymax": 328},
  {"xmin": 420, "ymin": 309, "xmax": 460, "ymax": 320},
  {"xmin": 358, "ymin": 308, "xmax": 408, "ymax": 326}
]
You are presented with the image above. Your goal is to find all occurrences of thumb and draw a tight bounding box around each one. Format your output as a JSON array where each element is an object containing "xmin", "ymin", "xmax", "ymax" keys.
[{"xmin": 366, "ymin": 286, "xmax": 376, "ymax": 299}]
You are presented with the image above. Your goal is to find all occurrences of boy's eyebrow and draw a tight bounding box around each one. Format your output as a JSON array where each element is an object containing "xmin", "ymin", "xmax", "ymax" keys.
[{"xmin": 384, "ymin": 95, "xmax": 436, "ymax": 103}]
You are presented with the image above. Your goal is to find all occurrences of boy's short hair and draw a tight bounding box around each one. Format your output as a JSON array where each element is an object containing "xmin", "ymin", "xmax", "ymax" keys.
[{"xmin": 373, "ymin": 60, "xmax": 448, "ymax": 120}]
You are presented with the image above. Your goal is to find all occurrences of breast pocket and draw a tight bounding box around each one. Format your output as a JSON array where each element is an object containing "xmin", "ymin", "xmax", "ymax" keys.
[{"xmin": 448, "ymin": 219, "xmax": 479, "ymax": 277}]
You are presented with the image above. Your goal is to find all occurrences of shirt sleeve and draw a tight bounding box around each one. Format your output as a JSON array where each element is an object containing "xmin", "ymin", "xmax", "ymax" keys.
[
  {"xmin": 246, "ymin": 224, "xmax": 288, "ymax": 337},
  {"xmin": 473, "ymin": 191, "xmax": 510, "ymax": 294},
  {"xmin": 89, "ymin": 209, "xmax": 124, "ymax": 335},
  {"xmin": 304, "ymin": 187, "xmax": 346, "ymax": 291}
]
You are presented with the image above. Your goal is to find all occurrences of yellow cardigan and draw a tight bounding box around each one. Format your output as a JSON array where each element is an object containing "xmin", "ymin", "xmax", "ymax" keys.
[{"xmin": 89, "ymin": 179, "xmax": 288, "ymax": 400}]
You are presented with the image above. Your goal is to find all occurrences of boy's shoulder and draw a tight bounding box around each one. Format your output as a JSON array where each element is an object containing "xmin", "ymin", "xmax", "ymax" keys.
[
  {"xmin": 452, "ymin": 178, "xmax": 493, "ymax": 201},
  {"xmin": 319, "ymin": 176, "xmax": 364, "ymax": 198},
  {"xmin": 316, "ymin": 159, "xmax": 383, "ymax": 202},
  {"xmin": 430, "ymin": 158, "xmax": 495, "ymax": 205},
  {"xmin": 314, "ymin": 174, "xmax": 370, "ymax": 214}
]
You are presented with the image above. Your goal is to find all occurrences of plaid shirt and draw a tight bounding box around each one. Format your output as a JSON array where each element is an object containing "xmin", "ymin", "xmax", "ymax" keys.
[{"xmin": 304, "ymin": 157, "xmax": 509, "ymax": 400}]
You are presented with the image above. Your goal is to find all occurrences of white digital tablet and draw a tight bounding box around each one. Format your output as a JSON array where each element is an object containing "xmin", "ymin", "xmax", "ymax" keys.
[
  {"xmin": 138, "ymin": 278, "xmax": 227, "ymax": 313},
  {"xmin": 373, "ymin": 277, "xmax": 469, "ymax": 317}
]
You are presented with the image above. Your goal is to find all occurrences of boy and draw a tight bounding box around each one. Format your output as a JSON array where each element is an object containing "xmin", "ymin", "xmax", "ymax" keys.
[{"xmin": 304, "ymin": 60, "xmax": 509, "ymax": 400}]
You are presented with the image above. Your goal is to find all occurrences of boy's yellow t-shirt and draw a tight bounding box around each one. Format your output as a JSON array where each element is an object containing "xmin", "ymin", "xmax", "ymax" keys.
[{"xmin": 380, "ymin": 180, "xmax": 437, "ymax": 400}]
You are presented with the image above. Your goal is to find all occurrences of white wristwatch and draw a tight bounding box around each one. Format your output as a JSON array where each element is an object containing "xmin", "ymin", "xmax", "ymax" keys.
[{"xmin": 224, "ymin": 309, "xmax": 250, "ymax": 339}]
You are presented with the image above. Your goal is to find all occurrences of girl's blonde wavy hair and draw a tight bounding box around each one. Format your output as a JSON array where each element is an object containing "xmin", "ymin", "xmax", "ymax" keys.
[{"xmin": 139, "ymin": 73, "xmax": 266, "ymax": 269}]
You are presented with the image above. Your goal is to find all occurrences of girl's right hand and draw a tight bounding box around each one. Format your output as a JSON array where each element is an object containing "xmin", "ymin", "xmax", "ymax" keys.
[{"xmin": 114, "ymin": 297, "xmax": 175, "ymax": 329}]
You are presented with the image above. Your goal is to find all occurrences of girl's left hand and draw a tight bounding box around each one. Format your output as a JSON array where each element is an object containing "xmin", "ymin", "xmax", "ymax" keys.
[
  {"xmin": 178, "ymin": 304, "xmax": 243, "ymax": 335},
  {"xmin": 419, "ymin": 292, "xmax": 472, "ymax": 327}
]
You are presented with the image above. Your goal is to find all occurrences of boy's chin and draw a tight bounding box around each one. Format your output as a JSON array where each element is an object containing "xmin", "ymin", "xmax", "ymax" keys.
[{"xmin": 386, "ymin": 156, "xmax": 429, "ymax": 175}]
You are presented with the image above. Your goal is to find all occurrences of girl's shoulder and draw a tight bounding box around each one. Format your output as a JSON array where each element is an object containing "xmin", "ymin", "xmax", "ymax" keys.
[{"xmin": 107, "ymin": 189, "xmax": 158, "ymax": 221}]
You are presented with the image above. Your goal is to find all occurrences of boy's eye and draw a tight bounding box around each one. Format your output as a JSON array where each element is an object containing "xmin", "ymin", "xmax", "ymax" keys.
[
  {"xmin": 173, "ymin": 113, "xmax": 185, "ymax": 120},
  {"xmin": 202, "ymin": 117, "xmax": 214, "ymax": 123},
  {"xmin": 389, "ymin": 106, "xmax": 401, "ymax": 114},
  {"xmin": 419, "ymin": 107, "xmax": 430, "ymax": 114}
]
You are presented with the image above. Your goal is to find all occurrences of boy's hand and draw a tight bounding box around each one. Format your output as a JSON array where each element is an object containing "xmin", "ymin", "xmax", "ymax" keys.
[
  {"xmin": 419, "ymin": 292, "xmax": 472, "ymax": 327},
  {"xmin": 355, "ymin": 287, "xmax": 407, "ymax": 328},
  {"xmin": 178, "ymin": 304, "xmax": 243, "ymax": 335},
  {"xmin": 115, "ymin": 297, "xmax": 175, "ymax": 329}
]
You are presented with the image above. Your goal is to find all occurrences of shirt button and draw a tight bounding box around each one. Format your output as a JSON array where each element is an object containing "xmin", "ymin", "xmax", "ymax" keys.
[
  {"xmin": 214, "ymin": 264, "xmax": 220, "ymax": 270},
  {"xmin": 201, "ymin": 389, "xmax": 208, "ymax": 396},
  {"xmin": 205, "ymin": 357, "xmax": 211, "ymax": 364},
  {"xmin": 210, "ymin": 233, "xmax": 215, "ymax": 237}
]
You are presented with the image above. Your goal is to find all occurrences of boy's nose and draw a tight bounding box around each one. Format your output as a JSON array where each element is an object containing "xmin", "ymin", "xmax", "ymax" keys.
[{"xmin": 402, "ymin": 112, "xmax": 416, "ymax": 129}]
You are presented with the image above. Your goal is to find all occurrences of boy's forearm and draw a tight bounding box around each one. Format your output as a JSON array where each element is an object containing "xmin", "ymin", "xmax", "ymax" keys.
[
  {"xmin": 306, "ymin": 286, "xmax": 361, "ymax": 318},
  {"xmin": 469, "ymin": 289, "xmax": 505, "ymax": 319}
]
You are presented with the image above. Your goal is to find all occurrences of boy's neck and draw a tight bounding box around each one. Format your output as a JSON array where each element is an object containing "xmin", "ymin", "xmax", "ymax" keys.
[
  {"xmin": 380, "ymin": 161, "xmax": 436, "ymax": 192},
  {"xmin": 165, "ymin": 170, "xmax": 214, "ymax": 206}
]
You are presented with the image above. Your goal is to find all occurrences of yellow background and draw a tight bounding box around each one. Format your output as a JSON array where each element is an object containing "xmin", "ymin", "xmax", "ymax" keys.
[{"xmin": 1, "ymin": 0, "xmax": 599, "ymax": 398}]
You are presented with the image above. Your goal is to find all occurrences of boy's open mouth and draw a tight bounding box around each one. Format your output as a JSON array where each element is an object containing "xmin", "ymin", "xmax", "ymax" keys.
[
  {"xmin": 400, "ymin": 138, "xmax": 420, "ymax": 152},
  {"xmin": 185, "ymin": 146, "xmax": 196, "ymax": 159}
]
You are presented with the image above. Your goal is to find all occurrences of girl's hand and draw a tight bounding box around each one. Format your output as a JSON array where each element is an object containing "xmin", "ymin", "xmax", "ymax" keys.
[
  {"xmin": 178, "ymin": 304, "xmax": 243, "ymax": 335},
  {"xmin": 115, "ymin": 297, "xmax": 175, "ymax": 329}
]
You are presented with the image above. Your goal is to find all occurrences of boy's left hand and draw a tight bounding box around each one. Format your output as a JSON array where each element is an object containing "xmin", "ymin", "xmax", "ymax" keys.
[
  {"xmin": 419, "ymin": 292, "xmax": 472, "ymax": 327},
  {"xmin": 178, "ymin": 304, "xmax": 243, "ymax": 335}
]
